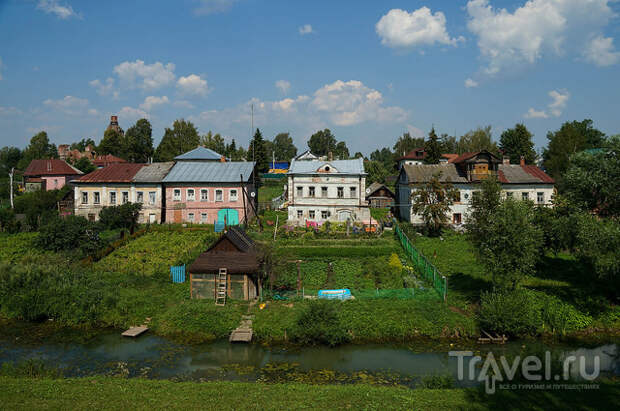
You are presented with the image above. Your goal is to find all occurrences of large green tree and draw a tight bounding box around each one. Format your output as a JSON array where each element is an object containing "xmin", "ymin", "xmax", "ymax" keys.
[
  {"xmin": 457, "ymin": 126, "xmax": 499, "ymax": 155},
  {"xmin": 364, "ymin": 160, "xmax": 389, "ymax": 185},
  {"xmin": 393, "ymin": 132, "xmax": 425, "ymax": 157},
  {"xmin": 543, "ymin": 119, "xmax": 606, "ymax": 181},
  {"xmin": 369, "ymin": 147, "xmax": 394, "ymax": 170},
  {"xmin": 71, "ymin": 157, "xmax": 96, "ymax": 174},
  {"xmin": 500, "ymin": 123, "xmax": 536, "ymax": 164},
  {"xmin": 18, "ymin": 131, "xmax": 58, "ymax": 169},
  {"xmin": 466, "ymin": 176, "xmax": 503, "ymax": 249},
  {"xmin": 334, "ymin": 141, "xmax": 349, "ymax": 160},
  {"xmin": 410, "ymin": 172, "xmax": 459, "ymax": 236},
  {"xmin": 201, "ymin": 131, "xmax": 226, "ymax": 155},
  {"xmin": 272, "ymin": 133, "xmax": 297, "ymax": 161},
  {"xmin": 70, "ymin": 138, "xmax": 96, "ymax": 152},
  {"xmin": 0, "ymin": 146, "xmax": 22, "ymax": 175},
  {"xmin": 248, "ymin": 128, "xmax": 269, "ymax": 173},
  {"xmin": 154, "ymin": 119, "xmax": 201, "ymax": 162},
  {"xmin": 424, "ymin": 128, "xmax": 442, "ymax": 164},
  {"xmin": 124, "ymin": 119, "xmax": 154, "ymax": 163},
  {"xmin": 98, "ymin": 129, "xmax": 125, "ymax": 158},
  {"xmin": 308, "ymin": 129, "xmax": 337, "ymax": 157}
]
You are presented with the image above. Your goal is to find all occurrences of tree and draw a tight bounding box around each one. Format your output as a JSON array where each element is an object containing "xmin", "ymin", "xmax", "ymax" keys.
[
  {"xmin": 466, "ymin": 176, "xmax": 503, "ymax": 249},
  {"xmin": 576, "ymin": 215, "xmax": 619, "ymax": 292},
  {"xmin": 70, "ymin": 138, "xmax": 96, "ymax": 152},
  {"xmin": 364, "ymin": 160, "xmax": 389, "ymax": 185},
  {"xmin": 272, "ymin": 132, "xmax": 297, "ymax": 161},
  {"xmin": 393, "ymin": 132, "xmax": 425, "ymax": 157},
  {"xmin": 477, "ymin": 199, "xmax": 543, "ymax": 290},
  {"xmin": 124, "ymin": 119, "xmax": 154, "ymax": 162},
  {"xmin": 457, "ymin": 126, "xmax": 499, "ymax": 155},
  {"xmin": 562, "ymin": 135, "xmax": 619, "ymax": 217},
  {"xmin": 334, "ymin": 141, "xmax": 349, "ymax": 159},
  {"xmin": 98, "ymin": 203, "xmax": 142, "ymax": 232},
  {"xmin": 411, "ymin": 172, "xmax": 459, "ymax": 236},
  {"xmin": 308, "ymin": 129, "xmax": 337, "ymax": 157},
  {"xmin": 424, "ymin": 128, "xmax": 442, "ymax": 164},
  {"xmin": 500, "ymin": 123, "xmax": 536, "ymax": 164},
  {"xmin": 369, "ymin": 147, "xmax": 393, "ymax": 170},
  {"xmin": 0, "ymin": 146, "xmax": 22, "ymax": 176},
  {"xmin": 18, "ymin": 131, "xmax": 58, "ymax": 169},
  {"xmin": 36, "ymin": 215, "xmax": 101, "ymax": 254},
  {"xmin": 353, "ymin": 152, "xmax": 364, "ymax": 159},
  {"xmin": 248, "ymin": 128, "xmax": 269, "ymax": 173},
  {"xmin": 72, "ymin": 157, "xmax": 96, "ymax": 174},
  {"xmin": 440, "ymin": 134, "xmax": 458, "ymax": 153},
  {"xmin": 201, "ymin": 131, "xmax": 226, "ymax": 155},
  {"xmin": 98, "ymin": 128, "xmax": 125, "ymax": 158},
  {"xmin": 543, "ymin": 119, "xmax": 606, "ymax": 181},
  {"xmin": 154, "ymin": 119, "xmax": 201, "ymax": 162}
]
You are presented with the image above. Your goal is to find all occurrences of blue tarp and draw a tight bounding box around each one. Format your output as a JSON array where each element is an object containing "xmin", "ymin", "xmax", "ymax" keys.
[
  {"xmin": 270, "ymin": 161, "xmax": 289, "ymax": 170},
  {"xmin": 318, "ymin": 289, "xmax": 352, "ymax": 300}
]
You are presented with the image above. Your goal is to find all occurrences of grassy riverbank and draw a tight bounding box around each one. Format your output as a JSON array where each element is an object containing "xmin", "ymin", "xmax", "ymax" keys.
[{"xmin": 1, "ymin": 376, "xmax": 618, "ymax": 410}]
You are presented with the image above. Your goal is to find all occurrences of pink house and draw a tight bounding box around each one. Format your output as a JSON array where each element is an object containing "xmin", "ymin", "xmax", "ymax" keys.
[
  {"xmin": 23, "ymin": 159, "xmax": 83, "ymax": 192},
  {"xmin": 162, "ymin": 161, "xmax": 256, "ymax": 225}
]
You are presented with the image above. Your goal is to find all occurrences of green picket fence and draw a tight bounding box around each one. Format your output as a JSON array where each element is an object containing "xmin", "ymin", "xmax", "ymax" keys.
[{"xmin": 394, "ymin": 220, "xmax": 447, "ymax": 301}]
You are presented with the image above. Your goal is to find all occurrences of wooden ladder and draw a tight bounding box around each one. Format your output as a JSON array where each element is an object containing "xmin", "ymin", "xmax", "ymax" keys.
[{"xmin": 215, "ymin": 268, "xmax": 227, "ymax": 306}]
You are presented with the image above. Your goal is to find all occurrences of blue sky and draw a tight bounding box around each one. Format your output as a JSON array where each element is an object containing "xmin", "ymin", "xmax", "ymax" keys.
[{"xmin": 1, "ymin": 0, "xmax": 619, "ymax": 155}]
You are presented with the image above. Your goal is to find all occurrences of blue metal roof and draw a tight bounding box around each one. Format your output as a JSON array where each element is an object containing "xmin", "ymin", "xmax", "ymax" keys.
[
  {"xmin": 163, "ymin": 161, "xmax": 255, "ymax": 183},
  {"xmin": 288, "ymin": 158, "xmax": 366, "ymax": 175},
  {"xmin": 174, "ymin": 146, "xmax": 223, "ymax": 161}
]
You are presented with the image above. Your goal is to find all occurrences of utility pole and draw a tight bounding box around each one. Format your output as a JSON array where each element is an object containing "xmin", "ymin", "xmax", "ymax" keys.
[{"xmin": 9, "ymin": 167, "xmax": 14, "ymax": 209}]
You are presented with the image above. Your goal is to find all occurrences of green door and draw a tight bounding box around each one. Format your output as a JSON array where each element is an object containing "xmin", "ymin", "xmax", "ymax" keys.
[{"xmin": 217, "ymin": 208, "xmax": 239, "ymax": 225}]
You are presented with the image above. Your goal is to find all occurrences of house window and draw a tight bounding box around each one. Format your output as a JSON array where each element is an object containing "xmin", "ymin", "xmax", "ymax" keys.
[
  {"xmin": 321, "ymin": 210, "xmax": 328, "ymax": 219},
  {"xmin": 110, "ymin": 192, "xmax": 117, "ymax": 205},
  {"xmin": 522, "ymin": 192, "xmax": 529, "ymax": 201},
  {"xmin": 148, "ymin": 192, "xmax": 156, "ymax": 205},
  {"xmin": 309, "ymin": 210, "xmax": 315, "ymax": 219},
  {"xmin": 82, "ymin": 192, "xmax": 88, "ymax": 204},
  {"xmin": 230, "ymin": 189, "xmax": 238, "ymax": 201},
  {"xmin": 122, "ymin": 192, "xmax": 129, "ymax": 204},
  {"xmin": 187, "ymin": 189, "xmax": 195, "ymax": 201},
  {"xmin": 296, "ymin": 186, "xmax": 303, "ymax": 198},
  {"xmin": 455, "ymin": 191, "xmax": 461, "ymax": 203},
  {"xmin": 188, "ymin": 212, "xmax": 194, "ymax": 222},
  {"xmin": 537, "ymin": 192, "xmax": 544, "ymax": 204},
  {"xmin": 137, "ymin": 192, "xmax": 144, "ymax": 203},
  {"xmin": 200, "ymin": 189, "xmax": 208, "ymax": 201},
  {"xmin": 337, "ymin": 187, "xmax": 344, "ymax": 198},
  {"xmin": 201, "ymin": 213, "xmax": 208, "ymax": 223},
  {"xmin": 309, "ymin": 187, "xmax": 315, "ymax": 197},
  {"xmin": 321, "ymin": 187, "xmax": 328, "ymax": 197},
  {"xmin": 350, "ymin": 187, "xmax": 357, "ymax": 198},
  {"xmin": 215, "ymin": 189, "xmax": 223, "ymax": 202},
  {"xmin": 453, "ymin": 213, "xmax": 462, "ymax": 224},
  {"xmin": 94, "ymin": 192, "xmax": 100, "ymax": 205},
  {"xmin": 173, "ymin": 189, "xmax": 181, "ymax": 201},
  {"xmin": 506, "ymin": 192, "xmax": 513, "ymax": 198},
  {"xmin": 297, "ymin": 210, "xmax": 303, "ymax": 218}
]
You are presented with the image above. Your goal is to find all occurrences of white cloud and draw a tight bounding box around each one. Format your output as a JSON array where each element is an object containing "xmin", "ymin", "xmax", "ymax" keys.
[
  {"xmin": 113, "ymin": 60, "xmax": 176, "ymax": 90},
  {"xmin": 299, "ymin": 24, "xmax": 314, "ymax": 35},
  {"xmin": 524, "ymin": 89, "xmax": 570, "ymax": 119},
  {"xmin": 87, "ymin": 108, "xmax": 99, "ymax": 116},
  {"xmin": 275, "ymin": 80, "xmax": 291, "ymax": 94},
  {"xmin": 376, "ymin": 7, "xmax": 464, "ymax": 49},
  {"xmin": 584, "ymin": 35, "xmax": 620, "ymax": 67},
  {"xmin": 173, "ymin": 100, "xmax": 195, "ymax": 109},
  {"xmin": 465, "ymin": 78, "xmax": 479, "ymax": 88},
  {"xmin": 36, "ymin": 0, "xmax": 81, "ymax": 19},
  {"xmin": 43, "ymin": 95, "xmax": 91, "ymax": 116},
  {"xmin": 119, "ymin": 106, "xmax": 149, "ymax": 123},
  {"xmin": 176, "ymin": 74, "xmax": 209, "ymax": 96},
  {"xmin": 406, "ymin": 124, "xmax": 425, "ymax": 138},
  {"xmin": 140, "ymin": 95, "xmax": 169, "ymax": 111},
  {"xmin": 194, "ymin": 0, "xmax": 239, "ymax": 15},
  {"xmin": 89, "ymin": 77, "xmax": 119, "ymax": 98},
  {"xmin": 0, "ymin": 106, "xmax": 23, "ymax": 116},
  {"xmin": 466, "ymin": 0, "xmax": 616, "ymax": 75}
]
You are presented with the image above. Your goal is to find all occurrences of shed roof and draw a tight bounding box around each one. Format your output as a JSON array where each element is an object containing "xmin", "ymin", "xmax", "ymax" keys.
[
  {"xmin": 174, "ymin": 146, "xmax": 223, "ymax": 161},
  {"xmin": 75, "ymin": 163, "xmax": 145, "ymax": 183},
  {"xmin": 24, "ymin": 159, "xmax": 83, "ymax": 176},
  {"xmin": 132, "ymin": 162, "xmax": 175, "ymax": 183},
  {"xmin": 288, "ymin": 157, "xmax": 365, "ymax": 175},
  {"xmin": 189, "ymin": 227, "xmax": 259, "ymax": 274},
  {"xmin": 162, "ymin": 161, "xmax": 255, "ymax": 183},
  {"xmin": 366, "ymin": 182, "xmax": 395, "ymax": 197}
]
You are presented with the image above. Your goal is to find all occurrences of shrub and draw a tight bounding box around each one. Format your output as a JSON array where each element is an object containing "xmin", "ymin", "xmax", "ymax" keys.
[
  {"xmin": 291, "ymin": 299, "xmax": 350, "ymax": 346},
  {"xmin": 479, "ymin": 289, "xmax": 541, "ymax": 336},
  {"xmin": 98, "ymin": 203, "xmax": 142, "ymax": 231},
  {"xmin": 36, "ymin": 215, "xmax": 102, "ymax": 255},
  {"xmin": 0, "ymin": 208, "xmax": 21, "ymax": 233}
]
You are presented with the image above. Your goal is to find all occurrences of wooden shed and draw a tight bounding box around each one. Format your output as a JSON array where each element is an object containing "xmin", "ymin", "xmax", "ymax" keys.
[
  {"xmin": 189, "ymin": 227, "xmax": 260, "ymax": 301},
  {"xmin": 366, "ymin": 182, "xmax": 396, "ymax": 208}
]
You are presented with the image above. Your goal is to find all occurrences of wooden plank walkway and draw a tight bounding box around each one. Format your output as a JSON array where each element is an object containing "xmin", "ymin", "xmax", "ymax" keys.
[
  {"xmin": 229, "ymin": 315, "xmax": 253, "ymax": 343},
  {"xmin": 122, "ymin": 326, "xmax": 149, "ymax": 338}
]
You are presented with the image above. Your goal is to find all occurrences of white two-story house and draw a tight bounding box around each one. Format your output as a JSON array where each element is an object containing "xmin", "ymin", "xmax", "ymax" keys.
[
  {"xmin": 396, "ymin": 151, "xmax": 555, "ymax": 226},
  {"xmin": 287, "ymin": 156, "xmax": 371, "ymax": 225}
]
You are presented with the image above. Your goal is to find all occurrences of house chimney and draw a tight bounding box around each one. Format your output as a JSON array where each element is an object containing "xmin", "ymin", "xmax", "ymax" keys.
[
  {"xmin": 220, "ymin": 155, "xmax": 226, "ymax": 162},
  {"xmin": 503, "ymin": 156, "xmax": 510, "ymax": 165},
  {"xmin": 519, "ymin": 156, "xmax": 525, "ymax": 166},
  {"xmin": 328, "ymin": 151, "xmax": 333, "ymax": 161}
]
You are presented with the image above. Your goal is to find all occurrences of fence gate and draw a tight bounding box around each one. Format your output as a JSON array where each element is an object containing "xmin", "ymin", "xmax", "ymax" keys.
[{"xmin": 170, "ymin": 265, "xmax": 186, "ymax": 283}]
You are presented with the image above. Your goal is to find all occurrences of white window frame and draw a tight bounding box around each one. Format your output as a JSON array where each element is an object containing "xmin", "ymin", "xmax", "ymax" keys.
[
  {"xmin": 200, "ymin": 189, "xmax": 208, "ymax": 201},
  {"xmin": 296, "ymin": 186, "xmax": 303, "ymax": 197},
  {"xmin": 297, "ymin": 210, "xmax": 303, "ymax": 218},
  {"xmin": 122, "ymin": 191, "xmax": 129, "ymax": 204},
  {"xmin": 230, "ymin": 189, "xmax": 238, "ymax": 202},
  {"xmin": 522, "ymin": 192, "xmax": 529, "ymax": 201},
  {"xmin": 110, "ymin": 192, "xmax": 117, "ymax": 205},
  {"xmin": 321, "ymin": 186, "xmax": 328, "ymax": 197},
  {"xmin": 82, "ymin": 191, "xmax": 88, "ymax": 204},
  {"xmin": 201, "ymin": 213, "xmax": 208, "ymax": 223},
  {"xmin": 136, "ymin": 191, "xmax": 144, "ymax": 203},
  {"xmin": 321, "ymin": 210, "xmax": 328, "ymax": 219},
  {"xmin": 337, "ymin": 187, "xmax": 344, "ymax": 198},
  {"xmin": 309, "ymin": 186, "xmax": 315, "ymax": 197},
  {"xmin": 188, "ymin": 212, "xmax": 194, "ymax": 222},
  {"xmin": 187, "ymin": 189, "xmax": 195, "ymax": 201},
  {"xmin": 215, "ymin": 189, "xmax": 223, "ymax": 202},
  {"xmin": 537, "ymin": 192, "xmax": 544, "ymax": 204},
  {"xmin": 148, "ymin": 192, "xmax": 156, "ymax": 205},
  {"xmin": 309, "ymin": 210, "xmax": 315, "ymax": 219},
  {"xmin": 94, "ymin": 192, "xmax": 100, "ymax": 205},
  {"xmin": 350, "ymin": 187, "xmax": 357, "ymax": 198},
  {"xmin": 173, "ymin": 189, "xmax": 181, "ymax": 201}
]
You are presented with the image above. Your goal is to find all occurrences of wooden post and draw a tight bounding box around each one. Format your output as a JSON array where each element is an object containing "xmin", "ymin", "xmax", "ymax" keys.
[{"xmin": 273, "ymin": 214, "xmax": 279, "ymax": 241}]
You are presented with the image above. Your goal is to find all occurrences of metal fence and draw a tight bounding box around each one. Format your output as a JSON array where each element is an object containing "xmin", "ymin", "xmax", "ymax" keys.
[{"xmin": 394, "ymin": 221, "xmax": 447, "ymax": 302}]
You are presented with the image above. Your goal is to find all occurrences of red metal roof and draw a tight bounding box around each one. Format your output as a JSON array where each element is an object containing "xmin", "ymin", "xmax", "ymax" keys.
[
  {"xmin": 449, "ymin": 152, "xmax": 479, "ymax": 164},
  {"xmin": 24, "ymin": 159, "xmax": 83, "ymax": 176},
  {"xmin": 522, "ymin": 165, "xmax": 555, "ymax": 183},
  {"xmin": 93, "ymin": 154, "xmax": 127, "ymax": 166},
  {"xmin": 396, "ymin": 147, "xmax": 426, "ymax": 161},
  {"xmin": 75, "ymin": 163, "xmax": 145, "ymax": 183}
]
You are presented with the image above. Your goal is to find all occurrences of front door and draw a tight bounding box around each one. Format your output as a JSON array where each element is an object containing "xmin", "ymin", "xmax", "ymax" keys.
[
  {"xmin": 149, "ymin": 213, "xmax": 156, "ymax": 223},
  {"xmin": 217, "ymin": 208, "xmax": 239, "ymax": 225},
  {"xmin": 338, "ymin": 210, "xmax": 352, "ymax": 222},
  {"xmin": 174, "ymin": 209, "xmax": 182, "ymax": 223}
]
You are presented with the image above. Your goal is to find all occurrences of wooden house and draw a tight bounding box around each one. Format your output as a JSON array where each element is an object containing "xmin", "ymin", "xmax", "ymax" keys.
[
  {"xmin": 189, "ymin": 227, "xmax": 259, "ymax": 301},
  {"xmin": 366, "ymin": 182, "xmax": 395, "ymax": 208}
]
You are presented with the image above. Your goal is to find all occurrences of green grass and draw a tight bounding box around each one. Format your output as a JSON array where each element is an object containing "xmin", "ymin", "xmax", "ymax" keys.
[
  {"xmin": 2, "ymin": 376, "xmax": 617, "ymax": 410},
  {"xmin": 370, "ymin": 207, "xmax": 390, "ymax": 221},
  {"xmin": 258, "ymin": 181, "xmax": 285, "ymax": 202}
]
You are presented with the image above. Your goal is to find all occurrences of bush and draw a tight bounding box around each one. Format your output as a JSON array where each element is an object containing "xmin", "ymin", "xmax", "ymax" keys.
[
  {"xmin": 479, "ymin": 289, "xmax": 541, "ymax": 336},
  {"xmin": 98, "ymin": 203, "xmax": 142, "ymax": 231},
  {"xmin": 36, "ymin": 215, "xmax": 102, "ymax": 255},
  {"xmin": 0, "ymin": 208, "xmax": 21, "ymax": 233},
  {"xmin": 291, "ymin": 299, "xmax": 350, "ymax": 346}
]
